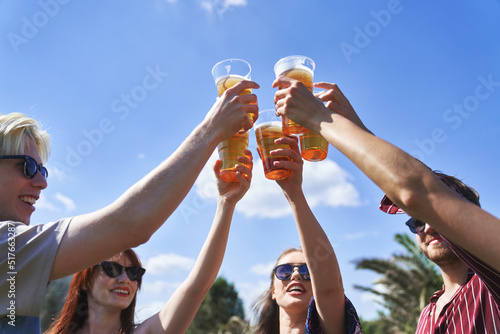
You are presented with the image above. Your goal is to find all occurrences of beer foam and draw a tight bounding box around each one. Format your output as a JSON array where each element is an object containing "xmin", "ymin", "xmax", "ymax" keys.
[
  {"xmin": 216, "ymin": 74, "xmax": 247, "ymax": 94},
  {"xmin": 274, "ymin": 56, "xmax": 315, "ymax": 77},
  {"xmin": 216, "ymin": 74, "xmax": 246, "ymax": 85},
  {"xmin": 255, "ymin": 121, "xmax": 282, "ymax": 131}
]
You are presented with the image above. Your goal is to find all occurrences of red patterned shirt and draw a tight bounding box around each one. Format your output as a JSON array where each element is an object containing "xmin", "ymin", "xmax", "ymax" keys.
[{"xmin": 415, "ymin": 236, "xmax": 500, "ymax": 333}]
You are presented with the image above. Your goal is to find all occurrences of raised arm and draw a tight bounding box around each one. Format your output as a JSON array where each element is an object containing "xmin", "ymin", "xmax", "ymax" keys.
[
  {"xmin": 135, "ymin": 150, "xmax": 253, "ymax": 334},
  {"xmin": 50, "ymin": 81, "xmax": 259, "ymax": 280},
  {"xmin": 273, "ymin": 77, "xmax": 500, "ymax": 273},
  {"xmin": 273, "ymin": 137, "xmax": 346, "ymax": 334}
]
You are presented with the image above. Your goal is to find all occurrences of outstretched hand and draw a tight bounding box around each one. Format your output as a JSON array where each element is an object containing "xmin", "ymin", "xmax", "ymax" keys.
[
  {"xmin": 271, "ymin": 136, "xmax": 304, "ymax": 194},
  {"xmin": 205, "ymin": 80, "xmax": 260, "ymax": 142},
  {"xmin": 213, "ymin": 149, "xmax": 253, "ymax": 204},
  {"xmin": 273, "ymin": 77, "xmax": 371, "ymax": 136},
  {"xmin": 273, "ymin": 76, "xmax": 328, "ymax": 132},
  {"xmin": 314, "ymin": 82, "xmax": 372, "ymax": 134}
]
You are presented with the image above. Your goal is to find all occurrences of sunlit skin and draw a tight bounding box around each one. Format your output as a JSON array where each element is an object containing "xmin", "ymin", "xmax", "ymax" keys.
[
  {"xmin": 415, "ymin": 222, "xmax": 470, "ymax": 321},
  {"xmin": 84, "ymin": 253, "xmax": 138, "ymax": 333},
  {"xmin": 272, "ymin": 251, "xmax": 313, "ymax": 328},
  {"xmin": 415, "ymin": 223, "xmax": 461, "ymax": 267},
  {"xmin": 272, "ymin": 75, "xmax": 500, "ymax": 331},
  {"xmin": 0, "ymin": 139, "xmax": 47, "ymax": 225}
]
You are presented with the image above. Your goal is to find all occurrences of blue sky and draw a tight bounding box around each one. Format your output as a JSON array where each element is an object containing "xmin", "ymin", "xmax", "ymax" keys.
[{"xmin": 1, "ymin": 0, "xmax": 500, "ymax": 323}]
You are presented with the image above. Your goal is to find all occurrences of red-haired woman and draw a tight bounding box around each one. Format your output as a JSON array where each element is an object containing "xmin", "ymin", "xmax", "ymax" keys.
[{"xmin": 45, "ymin": 152, "xmax": 253, "ymax": 334}]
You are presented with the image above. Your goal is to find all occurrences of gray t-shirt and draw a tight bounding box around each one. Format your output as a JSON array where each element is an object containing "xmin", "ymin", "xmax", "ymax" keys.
[{"xmin": 0, "ymin": 219, "xmax": 70, "ymax": 321}]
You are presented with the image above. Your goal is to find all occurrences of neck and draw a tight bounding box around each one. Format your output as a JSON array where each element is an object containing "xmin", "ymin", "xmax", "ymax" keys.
[
  {"xmin": 279, "ymin": 307, "xmax": 306, "ymax": 334},
  {"xmin": 81, "ymin": 305, "xmax": 123, "ymax": 334},
  {"xmin": 438, "ymin": 260, "xmax": 469, "ymax": 298}
]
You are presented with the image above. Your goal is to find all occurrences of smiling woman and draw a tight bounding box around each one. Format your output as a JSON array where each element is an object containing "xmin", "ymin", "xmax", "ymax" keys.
[
  {"xmin": 45, "ymin": 249, "xmax": 144, "ymax": 334},
  {"xmin": 251, "ymin": 137, "xmax": 362, "ymax": 334},
  {"xmin": 253, "ymin": 248, "xmax": 362, "ymax": 334},
  {"xmin": 41, "ymin": 142, "xmax": 255, "ymax": 334}
]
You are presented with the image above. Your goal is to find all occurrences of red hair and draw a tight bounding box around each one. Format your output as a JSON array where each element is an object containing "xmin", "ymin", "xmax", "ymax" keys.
[{"xmin": 44, "ymin": 249, "xmax": 143, "ymax": 334}]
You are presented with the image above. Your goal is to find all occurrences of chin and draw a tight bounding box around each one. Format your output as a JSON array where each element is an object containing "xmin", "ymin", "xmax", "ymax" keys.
[
  {"xmin": 426, "ymin": 248, "xmax": 456, "ymax": 265},
  {"xmin": 287, "ymin": 294, "xmax": 311, "ymax": 306},
  {"xmin": 113, "ymin": 302, "xmax": 132, "ymax": 311}
]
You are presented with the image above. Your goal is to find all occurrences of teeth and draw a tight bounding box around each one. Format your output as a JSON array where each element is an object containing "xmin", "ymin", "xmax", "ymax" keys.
[
  {"xmin": 288, "ymin": 286, "xmax": 304, "ymax": 292},
  {"xmin": 112, "ymin": 289, "xmax": 129, "ymax": 295},
  {"xmin": 20, "ymin": 196, "xmax": 36, "ymax": 205}
]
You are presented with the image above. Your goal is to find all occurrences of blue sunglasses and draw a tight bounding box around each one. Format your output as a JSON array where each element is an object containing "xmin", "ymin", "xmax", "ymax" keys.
[
  {"xmin": 273, "ymin": 264, "xmax": 310, "ymax": 280},
  {"xmin": 405, "ymin": 217, "xmax": 426, "ymax": 234}
]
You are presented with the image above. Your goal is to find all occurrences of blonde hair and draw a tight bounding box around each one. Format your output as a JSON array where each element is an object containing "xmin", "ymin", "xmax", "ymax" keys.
[{"xmin": 0, "ymin": 113, "xmax": 50, "ymax": 163}]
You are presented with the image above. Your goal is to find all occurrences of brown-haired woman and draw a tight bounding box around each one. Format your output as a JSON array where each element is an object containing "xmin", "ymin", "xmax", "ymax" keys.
[{"xmin": 252, "ymin": 138, "xmax": 362, "ymax": 334}]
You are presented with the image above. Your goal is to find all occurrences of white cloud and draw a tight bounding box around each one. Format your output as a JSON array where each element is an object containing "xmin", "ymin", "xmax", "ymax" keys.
[
  {"xmin": 36, "ymin": 193, "xmax": 58, "ymax": 211},
  {"xmin": 301, "ymin": 160, "xmax": 361, "ymax": 208},
  {"xmin": 54, "ymin": 192, "xmax": 76, "ymax": 211},
  {"xmin": 36, "ymin": 192, "xmax": 76, "ymax": 212},
  {"xmin": 49, "ymin": 165, "xmax": 68, "ymax": 181},
  {"xmin": 236, "ymin": 280, "xmax": 270, "ymax": 324},
  {"xmin": 343, "ymin": 231, "xmax": 380, "ymax": 241},
  {"xmin": 144, "ymin": 253, "xmax": 195, "ymax": 275},
  {"xmin": 194, "ymin": 153, "xmax": 361, "ymax": 219},
  {"xmin": 249, "ymin": 262, "xmax": 274, "ymax": 276},
  {"xmin": 194, "ymin": 151, "xmax": 220, "ymax": 200},
  {"xmin": 360, "ymin": 283, "xmax": 385, "ymax": 304},
  {"xmin": 360, "ymin": 292, "xmax": 380, "ymax": 303},
  {"xmin": 135, "ymin": 280, "xmax": 182, "ymax": 322},
  {"xmin": 142, "ymin": 280, "xmax": 182, "ymax": 296},
  {"xmin": 198, "ymin": 0, "xmax": 248, "ymax": 19},
  {"xmin": 135, "ymin": 301, "xmax": 165, "ymax": 323}
]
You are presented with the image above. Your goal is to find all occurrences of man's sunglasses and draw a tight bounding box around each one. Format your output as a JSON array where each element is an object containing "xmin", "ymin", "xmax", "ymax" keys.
[
  {"xmin": 0, "ymin": 155, "xmax": 48, "ymax": 180},
  {"xmin": 273, "ymin": 264, "xmax": 310, "ymax": 281},
  {"xmin": 97, "ymin": 261, "xmax": 146, "ymax": 281},
  {"xmin": 405, "ymin": 217, "xmax": 426, "ymax": 234}
]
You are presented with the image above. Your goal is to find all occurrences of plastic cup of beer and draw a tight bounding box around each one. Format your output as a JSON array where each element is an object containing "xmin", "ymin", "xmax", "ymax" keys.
[
  {"xmin": 299, "ymin": 85, "xmax": 328, "ymax": 162},
  {"xmin": 274, "ymin": 55, "xmax": 315, "ymax": 136},
  {"xmin": 274, "ymin": 55, "xmax": 328, "ymax": 162},
  {"xmin": 212, "ymin": 59, "xmax": 254, "ymax": 124},
  {"xmin": 299, "ymin": 130, "xmax": 328, "ymax": 162},
  {"xmin": 217, "ymin": 131, "xmax": 249, "ymax": 182},
  {"xmin": 254, "ymin": 109, "xmax": 291, "ymax": 180},
  {"xmin": 212, "ymin": 59, "xmax": 252, "ymax": 182}
]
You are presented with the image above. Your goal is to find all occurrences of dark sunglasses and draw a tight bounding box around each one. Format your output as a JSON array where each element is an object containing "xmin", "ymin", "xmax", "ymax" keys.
[
  {"xmin": 0, "ymin": 155, "xmax": 48, "ymax": 180},
  {"xmin": 405, "ymin": 217, "xmax": 426, "ymax": 234},
  {"xmin": 97, "ymin": 261, "xmax": 146, "ymax": 281},
  {"xmin": 273, "ymin": 264, "xmax": 310, "ymax": 281}
]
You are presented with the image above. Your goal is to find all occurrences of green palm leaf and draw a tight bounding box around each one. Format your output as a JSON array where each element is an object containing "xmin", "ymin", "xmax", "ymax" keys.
[{"xmin": 354, "ymin": 233, "xmax": 443, "ymax": 334}]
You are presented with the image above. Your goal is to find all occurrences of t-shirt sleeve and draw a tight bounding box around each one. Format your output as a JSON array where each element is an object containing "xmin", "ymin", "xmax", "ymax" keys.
[
  {"xmin": 0, "ymin": 218, "xmax": 71, "ymax": 317},
  {"xmin": 305, "ymin": 296, "xmax": 363, "ymax": 334}
]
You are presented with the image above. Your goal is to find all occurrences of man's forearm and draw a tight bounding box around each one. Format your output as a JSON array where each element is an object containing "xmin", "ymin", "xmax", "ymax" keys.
[{"xmin": 51, "ymin": 122, "xmax": 222, "ymax": 279}]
